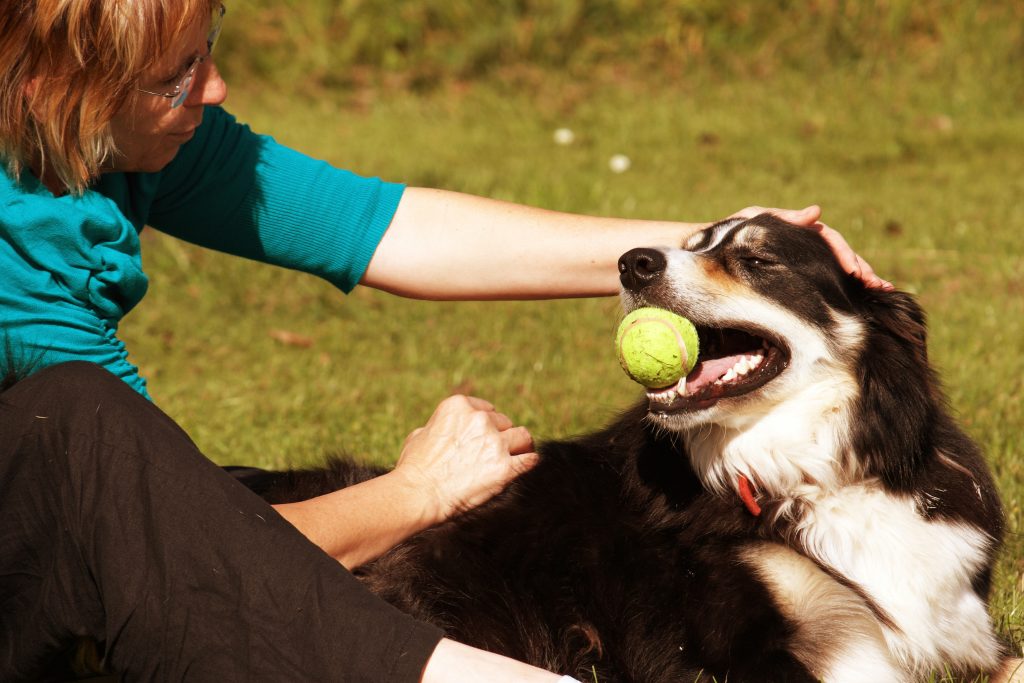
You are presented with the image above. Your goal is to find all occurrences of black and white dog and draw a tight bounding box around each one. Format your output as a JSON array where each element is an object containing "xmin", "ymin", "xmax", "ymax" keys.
[{"xmin": 258, "ymin": 215, "xmax": 1012, "ymax": 681}]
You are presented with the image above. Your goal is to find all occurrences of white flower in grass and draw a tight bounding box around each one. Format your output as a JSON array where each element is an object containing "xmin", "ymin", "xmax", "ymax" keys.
[
  {"xmin": 609, "ymin": 154, "xmax": 631, "ymax": 173},
  {"xmin": 553, "ymin": 128, "xmax": 575, "ymax": 146}
]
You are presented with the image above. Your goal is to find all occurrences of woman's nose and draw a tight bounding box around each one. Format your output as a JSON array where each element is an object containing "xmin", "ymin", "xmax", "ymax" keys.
[{"xmin": 186, "ymin": 60, "xmax": 228, "ymax": 108}]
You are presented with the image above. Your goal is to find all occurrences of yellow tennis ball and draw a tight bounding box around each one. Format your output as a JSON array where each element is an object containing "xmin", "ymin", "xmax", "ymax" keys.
[{"xmin": 616, "ymin": 307, "xmax": 700, "ymax": 388}]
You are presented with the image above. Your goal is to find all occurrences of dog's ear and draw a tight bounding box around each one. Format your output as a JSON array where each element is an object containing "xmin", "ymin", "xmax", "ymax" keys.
[
  {"xmin": 861, "ymin": 288, "xmax": 929, "ymax": 364},
  {"xmin": 849, "ymin": 286, "xmax": 940, "ymax": 491}
]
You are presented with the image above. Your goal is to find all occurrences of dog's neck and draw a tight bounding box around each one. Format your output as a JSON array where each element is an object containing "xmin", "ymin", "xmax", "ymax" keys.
[{"xmin": 684, "ymin": 377, "xmax": 861, "ymax": 513}]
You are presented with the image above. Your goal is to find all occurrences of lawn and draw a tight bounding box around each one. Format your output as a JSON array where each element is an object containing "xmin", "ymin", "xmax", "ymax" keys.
[{"xmin": 121, "ymin": 61, "xmax": 1024, "ymax": 660}]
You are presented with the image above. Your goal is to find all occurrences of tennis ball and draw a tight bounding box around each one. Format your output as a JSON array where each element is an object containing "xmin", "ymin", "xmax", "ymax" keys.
[{"xmin": 616, "ymin": 307, "xmax": 700, "ymax": 388}]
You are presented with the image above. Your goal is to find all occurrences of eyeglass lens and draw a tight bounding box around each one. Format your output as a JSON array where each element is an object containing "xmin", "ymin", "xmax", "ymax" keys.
[{"xmin": 170, "ymin": 4, "xmax": 225, "ymax": 108}]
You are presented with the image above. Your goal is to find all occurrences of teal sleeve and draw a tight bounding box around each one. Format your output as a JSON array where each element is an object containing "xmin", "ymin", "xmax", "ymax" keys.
[{"xmin": 146, "ymin": 107, "xmax": 403, "ymax": 293}]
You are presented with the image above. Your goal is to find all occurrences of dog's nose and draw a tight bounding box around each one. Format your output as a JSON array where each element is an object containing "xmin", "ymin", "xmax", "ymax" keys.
[{"xmin": 618, "ymin": 248, "xmax": 666, "ymax": 291}]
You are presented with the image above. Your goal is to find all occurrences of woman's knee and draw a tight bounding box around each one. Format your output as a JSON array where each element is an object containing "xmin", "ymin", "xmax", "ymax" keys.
[
  {"xmin": 3, "ymin": 361, "xmax": 193, "ymax": 463},
  {"xmin": 40, "ymin": 360, "xmax": 129, "ymax": 391},
  {"xmin": 4, "ymin": 360, "xmax": 132, "ymax": 401},
  {"xmin": 5, "ymin": 361, "xmax": 154, "ymax": 421}
]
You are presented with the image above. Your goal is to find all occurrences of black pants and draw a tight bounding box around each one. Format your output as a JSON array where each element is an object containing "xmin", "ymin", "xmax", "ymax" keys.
[{"xmin": 0, "ymin": 362, "xmax": 442, "ymax": 681}]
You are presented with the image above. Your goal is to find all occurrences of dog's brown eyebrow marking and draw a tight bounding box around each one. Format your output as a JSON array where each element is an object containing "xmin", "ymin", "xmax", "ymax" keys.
[
  {"xmin": 732, "ymin": 224, "xmax": 766, "ymax": 247},
  {"xmin": 685, "ymin": 218, "xmax": 745, "ymax": 251}
]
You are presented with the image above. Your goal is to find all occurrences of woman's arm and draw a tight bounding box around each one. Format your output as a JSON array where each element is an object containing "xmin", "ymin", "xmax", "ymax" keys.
[
  {"xmin": 273, "ymin": 395, "xmax": 537, "ymax": 569},
  {"xmin": 361, "ymin": 187, "xmax": 888, "ymax": 300},
  {"xmin": 362, "ymin": 187, "xmax": 700, "ymax": 299}
]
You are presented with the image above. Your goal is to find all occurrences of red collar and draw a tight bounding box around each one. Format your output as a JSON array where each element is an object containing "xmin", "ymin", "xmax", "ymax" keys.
[{"xmin": 738, "ymin": 474, "xmax": 762, "ymax": 516}]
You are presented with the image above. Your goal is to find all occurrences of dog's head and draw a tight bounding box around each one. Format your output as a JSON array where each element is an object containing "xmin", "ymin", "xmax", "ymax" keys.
[{"xmin": 619, "ymin": 214, "xmax": 934, "ymax": 492}]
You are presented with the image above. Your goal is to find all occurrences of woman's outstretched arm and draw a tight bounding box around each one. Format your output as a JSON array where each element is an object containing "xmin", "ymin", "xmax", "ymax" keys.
[{"xmin": 361, "ymin": 188, "xmax": 888, "ymax": 300}]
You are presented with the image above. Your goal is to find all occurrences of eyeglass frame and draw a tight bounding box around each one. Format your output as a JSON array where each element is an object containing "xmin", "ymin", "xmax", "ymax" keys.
[{"xmin": 137, "ymin": 3, "xmax": 226, "ymax": 109}]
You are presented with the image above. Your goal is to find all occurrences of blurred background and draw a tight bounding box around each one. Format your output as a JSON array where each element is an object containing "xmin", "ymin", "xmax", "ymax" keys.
[
  {"xmin": 122, "ymin": 0, "xmax": 1023, "ymax": 652},
  {"xmin": 218, "ymin": 0, "xmax": 1021, "ymax": 95}
]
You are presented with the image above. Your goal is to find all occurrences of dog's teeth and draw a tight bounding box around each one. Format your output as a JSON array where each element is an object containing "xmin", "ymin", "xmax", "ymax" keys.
[
  {"xmin": 648, "ymin": 389, "xmax": 678, "ymax": 405},
  {"xmin": 738, "ymin": 354, "xmax": 762, "ymax": 375},
  {"xmin": 722, "ymin": 368, "xmax": 737, "ymax": 382}
]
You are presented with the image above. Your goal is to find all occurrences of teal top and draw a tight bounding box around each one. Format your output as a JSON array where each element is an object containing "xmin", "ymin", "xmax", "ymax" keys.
[{"xmin": 0, "ymin": 106, "xmax": 404, "ymax": 399}]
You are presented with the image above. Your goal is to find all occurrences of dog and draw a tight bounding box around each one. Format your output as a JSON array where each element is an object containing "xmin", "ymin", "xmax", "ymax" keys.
[{"xmin": 254, "ymin": 214, "xmax": 1012, "ymax": 681}]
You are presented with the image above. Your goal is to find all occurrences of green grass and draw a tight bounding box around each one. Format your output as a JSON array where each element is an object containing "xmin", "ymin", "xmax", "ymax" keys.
[
  {"xmin": 222, "ymin": 0, "xmax": 1024, "ymax": 93},
  {"xmin": 120, "ymin": 61, "xmax": 1023, "ymax": 664}
]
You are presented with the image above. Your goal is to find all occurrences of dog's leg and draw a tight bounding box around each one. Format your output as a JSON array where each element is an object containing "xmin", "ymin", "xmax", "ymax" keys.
[{"xmin": 743, "ymin": 543, "xmax": 902, "ymax": 682}]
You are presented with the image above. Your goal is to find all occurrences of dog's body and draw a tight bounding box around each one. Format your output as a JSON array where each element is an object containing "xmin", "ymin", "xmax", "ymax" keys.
[{"xmin": 258, "ymin": 216, "xmax": 1007, "ymax": 681}]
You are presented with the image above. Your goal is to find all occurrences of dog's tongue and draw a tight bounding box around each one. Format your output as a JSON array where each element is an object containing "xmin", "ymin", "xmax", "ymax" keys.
[{"xmin": 683, "ymin": 356, "xmax": 742, "ymax": 394}]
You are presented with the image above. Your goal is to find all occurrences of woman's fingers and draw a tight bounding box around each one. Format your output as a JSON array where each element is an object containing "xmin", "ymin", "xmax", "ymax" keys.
[
  {"xmin": 510, "ymin": 451, "xmax": 541, "ymax": 476},
  {"xmin": 811, "ymin": 221, "xmax": 894, "ymax": 290},
  {"xmin": 502, "ymin": 425, "xmax": 535, "ymax": 455},
  {"xmin": 395, "ymin": 394, "xmax": 539, "ymax": 522},
  {"xmin": 730, "ymin": 204, "xmax": 821, "ymax": 226},
  {"xmin": 447, "ymin": 397, "xmax": 529, "ymax": 445},
  {"xmin": 728, "ymin": 205, "xmax": 893, "ymax": 290},
  {"xmin": 444, "ymin": 394, "xmax": 494, "ymax": 413},
  {"xmin": 810, "ymin": 221, "xmax": 861, "ymax": 276},
  {"xmin": 488, "ymin": 410, "xmax": 514, "ymax": 432}
]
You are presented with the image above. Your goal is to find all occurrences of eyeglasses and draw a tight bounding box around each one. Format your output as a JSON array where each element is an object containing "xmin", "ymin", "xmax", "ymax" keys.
[{"xmin": 138, "ymin": 3, "xmax": 226, "ymax": 109}]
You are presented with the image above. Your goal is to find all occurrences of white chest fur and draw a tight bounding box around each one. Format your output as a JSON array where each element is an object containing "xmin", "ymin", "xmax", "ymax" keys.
[
  {"xmin": 796, "ymin": 484, "xmax": 999, "ymax": 672},
  {"xmin": 770, "ymin": 483, "xmax": 1001, "ymax": 678},
  {"xmin": 687, "ymin": 404, "xmax": 1001, "ymax": 676}
]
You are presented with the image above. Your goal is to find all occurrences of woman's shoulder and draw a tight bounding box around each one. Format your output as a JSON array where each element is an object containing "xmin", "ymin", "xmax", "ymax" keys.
[
  {"xmin": 0, "ymin": 167, "xmax": 80, "ymax": 236},
  {"xmin": 0, "ymin": 163, "xmax": 147, "ymax": 316},
  {"xmin": 0, "ymin": 164, "xmax": 46, "ymax": 208}
]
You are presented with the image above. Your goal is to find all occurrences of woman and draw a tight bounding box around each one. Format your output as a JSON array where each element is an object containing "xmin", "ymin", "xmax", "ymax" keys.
[{"xmin": 0, "ymin": 1, "xmax": 887, "ymax": 681}]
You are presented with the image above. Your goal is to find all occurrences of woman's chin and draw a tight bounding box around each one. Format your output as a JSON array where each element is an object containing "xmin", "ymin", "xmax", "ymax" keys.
[{"xmin": 110, "ymin": 146, "xmax": 184, "ymax": 175}]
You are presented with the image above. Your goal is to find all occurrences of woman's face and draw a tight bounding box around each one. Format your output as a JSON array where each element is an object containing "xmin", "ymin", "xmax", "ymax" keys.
[{"xmin": 106, "ymin": 14, "xmax": 228, "ymax": 174}]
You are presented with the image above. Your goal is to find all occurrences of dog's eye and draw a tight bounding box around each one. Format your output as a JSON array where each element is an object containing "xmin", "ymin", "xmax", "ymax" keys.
[{"xmin": 739, "ymin": 255, "xmax": 771, "ymax": 267}]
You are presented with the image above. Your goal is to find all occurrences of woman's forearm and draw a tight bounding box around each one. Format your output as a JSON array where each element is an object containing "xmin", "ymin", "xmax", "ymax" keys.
[
  {"xmin": 361, "ymin": 187, "xmax": 706, "ymax": 300},
  {"xmin": 273, "ymin": 469, "xmax": 438, "ymax": 569}
]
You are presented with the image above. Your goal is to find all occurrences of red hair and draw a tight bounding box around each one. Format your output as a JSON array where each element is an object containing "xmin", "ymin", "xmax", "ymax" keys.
[{"xmin": 0, "ymin": 0, "xmax": 219, "ymax": 193}]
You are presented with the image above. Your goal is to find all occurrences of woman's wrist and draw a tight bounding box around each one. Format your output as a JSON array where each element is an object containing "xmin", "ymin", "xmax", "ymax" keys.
[
  {"xmin": 383, "ymin": 466, "xmax": 448, "ymax": 529},
  {"xmin": 271, "ymin": 468, "xmax": 442, "ymax": 569}
]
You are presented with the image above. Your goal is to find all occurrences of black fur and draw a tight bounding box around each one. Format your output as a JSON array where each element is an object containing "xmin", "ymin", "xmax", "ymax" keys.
[
  {"xmin": 262, "ymin": 408, "xmax": 819, "ymax": 682},
  {"xmin": 0, "ymin": 337, "xmax": 40, "ymax": 394}
]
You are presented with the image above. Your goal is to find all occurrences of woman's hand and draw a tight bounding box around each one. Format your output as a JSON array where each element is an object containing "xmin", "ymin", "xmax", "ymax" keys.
[
  {"xmin": 729, "ymin": 204, "xmax": 893, "ymax": 290},
  {"xmin": 393, "ymin": 395, "xmax": 539, "ymax": 524},
  {"xmin": 273, "ymin": 395, "xmax": 537, "ymax": 568}
]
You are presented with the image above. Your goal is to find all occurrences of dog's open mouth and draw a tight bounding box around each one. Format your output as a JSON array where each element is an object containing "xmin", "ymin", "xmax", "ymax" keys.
[{"xmin": 647, "ymin": 325, "xmax": 789, "ymax": 413}]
